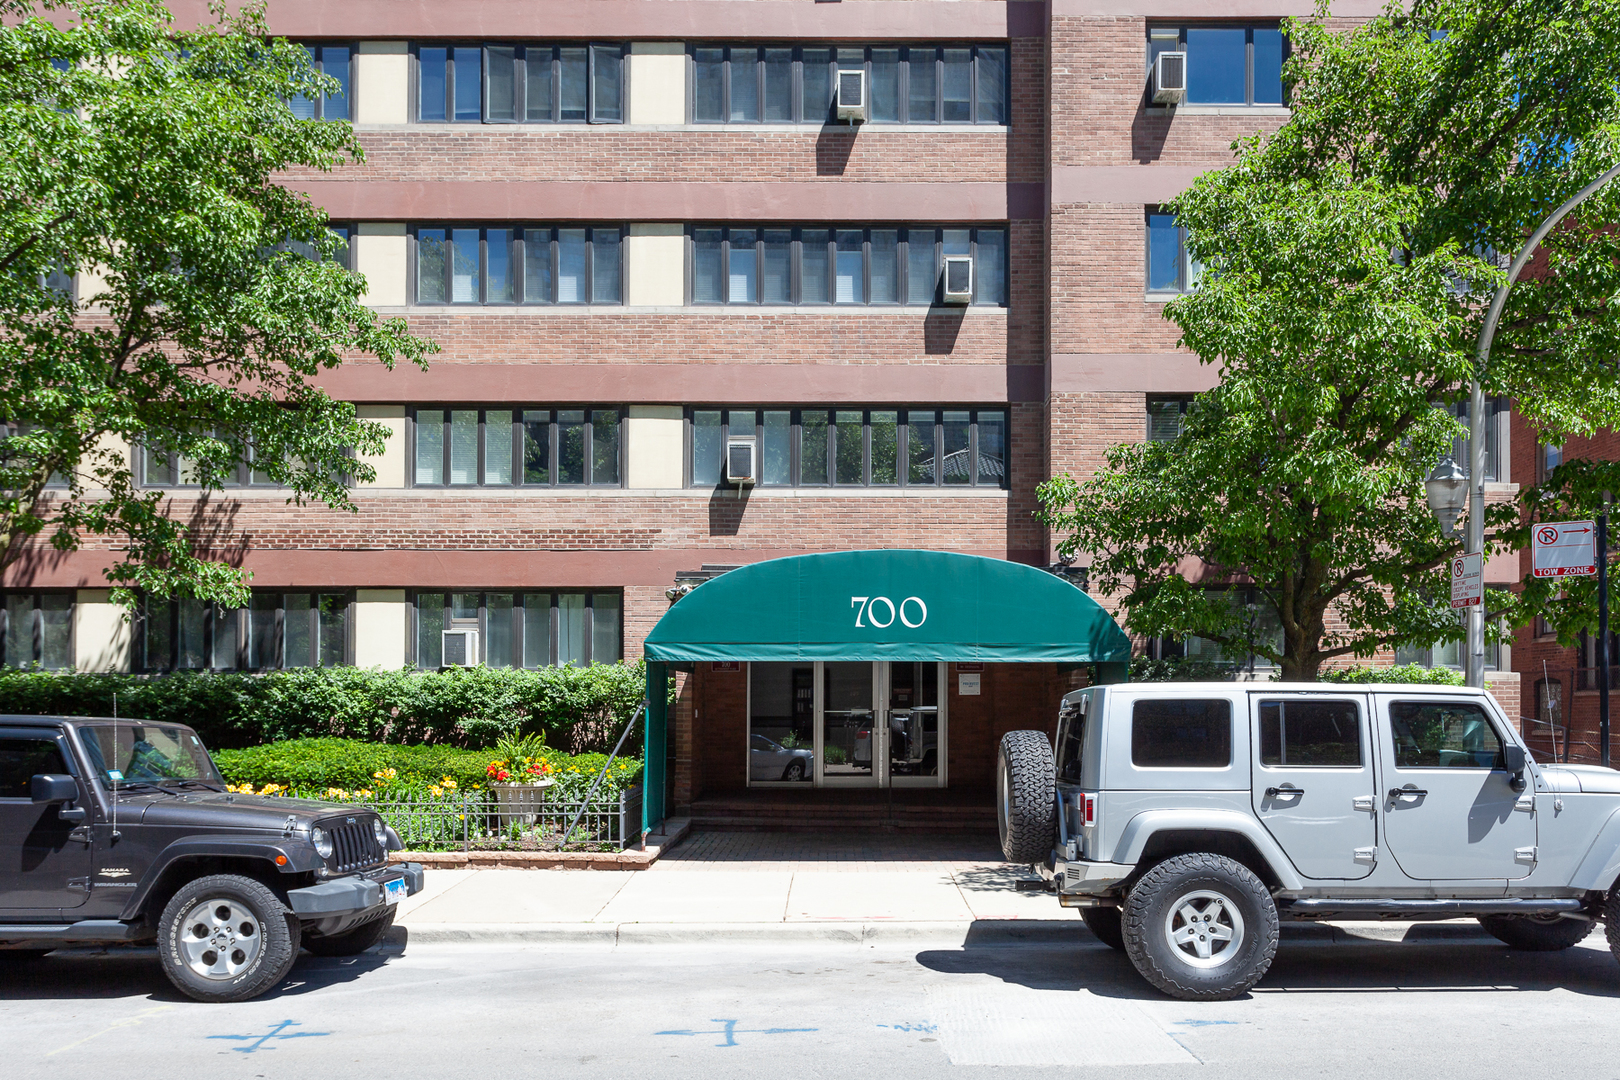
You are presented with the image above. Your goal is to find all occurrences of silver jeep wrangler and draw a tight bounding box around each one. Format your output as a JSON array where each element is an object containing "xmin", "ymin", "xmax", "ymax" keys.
[{"xmin": 997, "ymin": 682, "xmax": 1620, "ymax": 1000}]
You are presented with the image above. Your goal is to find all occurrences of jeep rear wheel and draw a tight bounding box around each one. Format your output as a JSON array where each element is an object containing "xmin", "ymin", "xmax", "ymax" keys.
[
  {"xmin": 158, "ymin": 874, "xmax": 300, "ymax": 1003},
  {"xmin": 1081, "ymin": 906, "xmax": 1126, "ymax": 952},
  {"xmin": 1478, "ymin": 914, "xmax": 1591, "ymax": 951},
  {"xmin": 1122, "ymin": 853, "xmax": 1278, "ymax": 1001},
  {"xmin": 997, "ymin": 730, "xmax": 1056, "ymax": 865}
]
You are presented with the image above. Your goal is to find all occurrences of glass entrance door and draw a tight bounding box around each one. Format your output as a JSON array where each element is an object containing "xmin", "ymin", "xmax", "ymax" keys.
[
  {"xmin": 820, "ymin": 661, "xmax": 879, "ymax": 786},
  {"xmin": 885, "ymin": 661, "xmax": 945, "ymax": 787}
]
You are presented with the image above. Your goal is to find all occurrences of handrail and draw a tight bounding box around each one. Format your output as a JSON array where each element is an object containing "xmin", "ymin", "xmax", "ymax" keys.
[{"xmin": 559, "ymin": 700, "xmax": 647, "ymax": 848}]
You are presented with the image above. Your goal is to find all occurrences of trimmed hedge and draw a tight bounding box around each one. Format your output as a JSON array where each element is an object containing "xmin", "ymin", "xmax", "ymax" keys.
[
  {"xmin": 0, "ymin": 662, "xmax": 650, "ymax": 751},
  {"xmin": 212, "ymin": 738, "xmax": 642, "ymax": 798},
  {"xmin": 1319, "ymin": 664, "xmax": 1466, "ymax": 685}
]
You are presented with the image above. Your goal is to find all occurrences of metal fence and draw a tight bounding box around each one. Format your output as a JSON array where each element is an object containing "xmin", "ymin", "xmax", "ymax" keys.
[{"xmin": 352, "ymin": 786, "xmax": 643, "ymax": 852}]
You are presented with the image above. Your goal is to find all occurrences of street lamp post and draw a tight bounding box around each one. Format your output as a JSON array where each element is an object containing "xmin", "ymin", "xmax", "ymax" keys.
[{"xmin": 1463, "ymin": 161, "xmax": 1620, "ymax": 691}]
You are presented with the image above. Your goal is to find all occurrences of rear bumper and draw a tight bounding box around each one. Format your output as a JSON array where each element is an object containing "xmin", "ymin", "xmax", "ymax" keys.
[
  {"xmin": 1051, "ymin": 857, "xmax": 1134, "ymax": 906},
  {"xmin": 287, "ymin": 863, "xmax": 424, "ymax": 918}
]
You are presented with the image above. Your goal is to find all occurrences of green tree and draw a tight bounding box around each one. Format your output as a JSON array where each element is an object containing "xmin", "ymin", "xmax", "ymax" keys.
[
  {"xmin": 0, "ymin": 0, "xmax": 434, "ymax": 608},
  {"xmin": 1038, "ymin": 0, "xmax": 1620, "ymax": 679}
]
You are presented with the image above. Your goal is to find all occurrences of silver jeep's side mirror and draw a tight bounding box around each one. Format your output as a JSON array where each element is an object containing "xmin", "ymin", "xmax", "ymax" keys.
[{"xmin": 1501, "ymin": 744, "xmax": 1528, "ymax": 792}]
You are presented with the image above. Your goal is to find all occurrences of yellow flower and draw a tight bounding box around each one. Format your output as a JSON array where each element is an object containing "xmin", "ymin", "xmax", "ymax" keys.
[
  {"xmin": 441, "ymin": 778, "xmax": 457, "ymax": 790},
  {"xmin": 428, "ymin": 785, "xmax": 443, "ymax": 797}
]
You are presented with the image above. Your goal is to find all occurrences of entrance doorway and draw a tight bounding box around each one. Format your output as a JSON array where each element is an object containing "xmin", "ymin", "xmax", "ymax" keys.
[{"xmin": 747, "ymin": 661, "xmax": 947, "ymax": 788}]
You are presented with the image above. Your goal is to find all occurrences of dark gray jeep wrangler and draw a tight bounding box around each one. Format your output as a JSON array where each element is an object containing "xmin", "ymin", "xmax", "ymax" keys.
[{"xmin": 0, "ymin": 714, "xmax": 423, "ymax": 1002}]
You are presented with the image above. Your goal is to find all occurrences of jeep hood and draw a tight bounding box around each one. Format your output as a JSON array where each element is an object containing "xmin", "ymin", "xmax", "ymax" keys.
[
  {"xmin": 1541, "ymin": 764, "xmax": 1620, "ymax": 794},
  {"xmin": 127, "ymin": 792, "xmax": 369, "ymax": 831}
]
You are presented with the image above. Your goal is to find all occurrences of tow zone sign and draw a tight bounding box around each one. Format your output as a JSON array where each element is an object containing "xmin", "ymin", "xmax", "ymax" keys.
[{"xmin": 1532, "ymin": 520, "xmax": 1598, "ymax": 579}]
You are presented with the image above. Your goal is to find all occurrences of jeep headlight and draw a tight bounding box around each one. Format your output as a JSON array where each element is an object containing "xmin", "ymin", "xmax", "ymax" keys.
[
  {"xmin": 311, "ymin": 825, "xmax": 334, "ymax": 860},
  {"xmin": 372, "ymin": 817, "xmax": 388, "ymax": 848}
]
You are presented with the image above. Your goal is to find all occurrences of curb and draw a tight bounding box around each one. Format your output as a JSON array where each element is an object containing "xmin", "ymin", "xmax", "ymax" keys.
[{"xmin": 386, "ymin": 919, "xmax": 1500, "ymax": 949}]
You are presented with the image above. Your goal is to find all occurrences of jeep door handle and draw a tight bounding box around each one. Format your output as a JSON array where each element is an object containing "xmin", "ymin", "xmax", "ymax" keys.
[
  {"xmin": 1264, "ymin": 786, "xmax": 1304, "ymax": 799},
  {"xmin": 1388, "ymin": 787, "xmax": 1428, "ymax": 801}
]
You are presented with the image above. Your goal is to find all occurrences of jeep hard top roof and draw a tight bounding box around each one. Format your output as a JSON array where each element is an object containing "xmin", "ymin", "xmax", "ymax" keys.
[{"xmin": 1074, "ymin": 682, "xmax": 1490, "ymax": 695}]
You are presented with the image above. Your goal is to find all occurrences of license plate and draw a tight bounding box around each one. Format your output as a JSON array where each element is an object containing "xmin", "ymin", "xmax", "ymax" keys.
[{"xmin": 384, "ymin": 878, "xmax": 408, "ymax": 905}]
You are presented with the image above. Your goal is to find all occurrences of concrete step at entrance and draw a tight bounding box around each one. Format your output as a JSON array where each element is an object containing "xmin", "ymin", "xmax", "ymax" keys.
[{"xmin": 689, "ymin": 793, "xmax": 995, "ymax": 831}]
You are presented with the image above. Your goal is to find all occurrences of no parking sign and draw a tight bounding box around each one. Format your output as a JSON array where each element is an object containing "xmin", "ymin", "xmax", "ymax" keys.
[
  {"xmin": 1532, "ymin": 521, "xmax": 1598, "ymax": 578},
  {"xmin": 1449, "ymin": 553, "xmax": 1483, "ymax": 608}
]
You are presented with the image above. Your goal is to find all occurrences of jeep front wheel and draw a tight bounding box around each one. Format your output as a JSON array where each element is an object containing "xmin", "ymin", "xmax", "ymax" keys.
[
  {"xmin": 996, "ymin": 730, "xmax": 1056, "ymax": 865},
  {"xmin": 1122, "ymin": 853, "xmax": 1278, "ymax": 1001},
  {"xmin": 157, "ymin": 874, "xmax": 301, "ymax": 1003},
  {"xmin": 1478, "ymin": 914, "xmax": 1591, "ymax": 951}
]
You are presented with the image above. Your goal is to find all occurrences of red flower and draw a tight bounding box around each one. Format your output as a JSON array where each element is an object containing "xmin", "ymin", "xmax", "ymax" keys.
[{"xmin": 496, "ymin": 770, "xmax": 510, "ymax": 782}]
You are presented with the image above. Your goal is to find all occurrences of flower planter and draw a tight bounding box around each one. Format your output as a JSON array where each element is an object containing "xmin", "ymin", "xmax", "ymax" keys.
[{"xmin": 491, "ymin": 779, "xmax": 554, "ymax": 827}]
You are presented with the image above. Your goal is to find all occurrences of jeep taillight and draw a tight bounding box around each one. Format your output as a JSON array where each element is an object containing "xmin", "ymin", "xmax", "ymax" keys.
[{"xmin": 1082, "ymin": 793, "xmax": 1097, "ymax": 827}]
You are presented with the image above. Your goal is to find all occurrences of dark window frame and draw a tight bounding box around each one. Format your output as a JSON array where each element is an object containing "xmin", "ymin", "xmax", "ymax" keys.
[
  {"xmin": 409, "ymin": 589, "xmax": 623, "ymax": 669},
  {"xmin": 292, "ymin": 42, "xmax": 356, "ymax": 121},
  {"xmin": 137, "ymin": 433, "xmax": 303, "ymax": 490},
  {"xmin": 0, "ymin": 591, "xmax": 74, "ymax": 671},
  {"xmin": 1146, "ymin": 395, "xmax": 1193, "ymax": 442},
  {"xmin": 408, "ymin": 224, "xmax": 624, "ymax": 306},
  {"xmin": 1146, "ymin": 23, "xmax": 1289, "ymax": 108},
  {"xmin": 684, "ymin": 406, "xmax": 1008, "ymax": 489},
  {"xmin": 411, "ymin": 42, "xmax": 626, "ymax": 124},
  {"xmin": 136, "ymin": 591, "xmax": 352, "ymax": 673},
  {"xmin": 406, "ymin": 406, "xmax": 625, "ymax": 488},
  {"xmin": 686, "ymin": 225, "xmax": 1007, "ymax": 307},
  {"xmin": 1145, "ymin": 206, "xmax": 1199, "ymax": 295},
  {"xmin": 687, "ymin": 43, "xmax": 1009, "ymax": 125}
]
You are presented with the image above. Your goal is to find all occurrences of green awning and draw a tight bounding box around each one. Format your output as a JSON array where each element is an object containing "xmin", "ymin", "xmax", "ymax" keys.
[{"xmin": 642, "ymin": 549, "xmax": 1131, "ymax": 666}]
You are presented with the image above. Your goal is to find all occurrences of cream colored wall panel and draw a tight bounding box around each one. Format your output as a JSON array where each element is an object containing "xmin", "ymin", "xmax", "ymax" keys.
[
  {"xmin": 626, "ymin": 406, "xmax": 685, "ymax": 489},
  {"xmin": 355, "ymin": 404, "xmax": 406, "ymax": 488},
  {"xmin": 75, "ymin": 431, "xmax": 130, "ymax": 489},
  {"xmin": 73, "ymin": 590, "xmax": 131, "ymax": 673},
  {"xmin": 626, "ymin": 223, "xmax": 685, "ymax": 307},
  {"xmin": 353, "ymin": 589, "xmax": 408, "ymax": 669},
  {"xmin": 355, "ymin": 223, "xmax": 408, "ymax": 307},
  {"xmin": 355, "ymin": 41, "xmax": 409, "ymax": 125},
  {"xmin": 629, "ymin": 42, "xmax": 686, "ymax": 125}
]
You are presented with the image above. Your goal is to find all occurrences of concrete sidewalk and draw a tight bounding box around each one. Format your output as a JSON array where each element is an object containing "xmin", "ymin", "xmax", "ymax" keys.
[{"xmin": 391, "ymin": 829, "xmax": 1500, "ymax": 948}]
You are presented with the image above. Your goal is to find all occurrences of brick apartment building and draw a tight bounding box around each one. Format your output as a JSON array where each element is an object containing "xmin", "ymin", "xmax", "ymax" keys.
[{"xmin": 10, "ymin": 0, "xmax": 1538, "ymax": 816}]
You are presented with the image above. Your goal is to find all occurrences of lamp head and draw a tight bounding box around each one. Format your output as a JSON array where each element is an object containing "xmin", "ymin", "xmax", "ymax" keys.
[{"xmin": 1425, "ymin": 457, "xmax": 1469, "ymax": 538}]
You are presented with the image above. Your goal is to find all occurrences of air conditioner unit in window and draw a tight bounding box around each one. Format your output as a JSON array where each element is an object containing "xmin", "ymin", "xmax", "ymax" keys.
[
  {"xmin": 726, "ymin": 437, "xmax": 758, "ymax": 485},
  {"xmin": 942, "ymin": 255, "xmax": 974, "ymax": 304},
  {"xmin": 1153, "ymin": 51, "xmax": 1187, "ymax": 104},
  {"xmin": 441, "ymin": 629, "xmax": 480, "ymax": 668},
  {"xmin": 835, "ymin": 68, "xmax": 868, "ymax": 121}
]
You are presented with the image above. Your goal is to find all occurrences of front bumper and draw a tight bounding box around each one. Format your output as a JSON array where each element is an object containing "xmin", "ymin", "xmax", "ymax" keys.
[{"xmin": 287, "ymin": 862, "xmax": 425, "ymax": 918}]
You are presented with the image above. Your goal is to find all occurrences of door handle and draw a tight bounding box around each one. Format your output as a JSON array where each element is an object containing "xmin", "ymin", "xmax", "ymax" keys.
[
  {"xmin": 1264, "ymin": 786, "xmax": 1304, "ymax": 799},
  {"xmin": 1388, "ymin": 787, "xmax": 1428, "ymax": 801}
]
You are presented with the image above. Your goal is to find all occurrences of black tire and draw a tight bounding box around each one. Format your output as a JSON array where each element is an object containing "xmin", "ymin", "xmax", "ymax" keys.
[
  {"xmin": 304, "ymin": 910, "xmax": 396, "ymax": 957},
  {"xmin": 157, "ymin": 874, "xmax": 301, "ymax": 1003},
  {"xmin": 1081, "ymin": 906, "xmax": 1126, "ymax": 952},
  {"xmin": 1122, "ymin": 853, "xmax": 1278, "ymax": 1001},
  {"xmin": 2, "ymin": 948, "xmax": 55, "ymax": 961},
  {"xmin": 1478, "ymin": 914, "xmax": 1592, "ymax": 951},
  {"xmin": 782, "ymin": 761, "xmax": 806, "ymax": 782},
  {"xmin": 997, "ymin": 730, "xmax": 1056, "ymax": 864}
]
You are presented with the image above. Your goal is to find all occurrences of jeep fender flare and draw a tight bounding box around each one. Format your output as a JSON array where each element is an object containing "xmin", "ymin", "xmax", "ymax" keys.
[
  {"xmin": 1567, "ymin": 806, "xmax": 1620, "ymax": 894},
  {"xmin": 1112, "ymin": 809, "xmax": 1305, "ymax": 892},
  {"xmin": 121, "ymin": 836, "xmax": 321, "ymax": 921}
]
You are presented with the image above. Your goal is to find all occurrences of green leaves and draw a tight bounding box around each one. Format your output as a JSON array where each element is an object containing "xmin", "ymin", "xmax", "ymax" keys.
[{"xmin": 0, "ymin": 1, "xmax": 436, "ymax": 606}]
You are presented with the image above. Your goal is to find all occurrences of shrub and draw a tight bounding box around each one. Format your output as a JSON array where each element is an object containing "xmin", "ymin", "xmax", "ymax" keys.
[
  {"xmin": 0, "ymin": 662, "xmax": 655, "ymax": 751},
  {"xmin": 1319, "ymin": 664, "xmax": 1466, "ymax": 685},
  {"xmin": 1129, "ymin": 655, "xmax": 1243, "ymax": 682}
]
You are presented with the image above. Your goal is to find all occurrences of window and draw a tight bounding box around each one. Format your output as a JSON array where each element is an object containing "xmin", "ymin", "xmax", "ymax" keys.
[
  {"xmin": 1147, "ymin": 396, "xmax": 1193, "ymax": 441},
  {"xmin": 283, "ymin": 223, "xmax": 354, "ymax": 270},
  {"xmin": 139, "ymin": 433, "xmax": 296, "ymax": 489},
  {"xmin": 139, "ymin": 592, "xmax": 348, "ymax": 672},
  {"xmin": 1258, "ymin": 699, "xmax": 1361, "ymax": 767},
  {"xmin": 413, "ymin": 591, "xmax": 621, "ymax": 668},
  {"xmin": 1146, "ymin": 209, "xmax": 1200, "ymax": 294},
  {"xmin": 1538, "ymin": 441, "xmax": 1562, "ymax": 484},
  {"xmin": 0, "ymin": 423, "xmax": 68, "ymax": 488},
  {"xmin": 416, "ymin": 43, "xmax": 624, "ymax": 123},
  {"xmin": 1, "ymin": 593, "xmax": 73, "ymax": 670},
  {"xmin": 1443, "ymin": 397, "xmax": 1506, "ymax": 482},
  {"xmin": 690, "ymin": 226, "xmax": 1006, "ymax": 306},
  {"xmin": 1389, "ymin": 701, "xmax": 1503, "ymax": 769},
  {"xmin": 410, "ymin": 408, "xmax": 622, "ymax": 487},
  {"xmin": 689, "ymin": 408, "xmax": 1007, "ymax": 488},
  {"xmin": 1150, "ymin": 588, "xmax": 1284, "ymax": 673},
  {"xmin": 290, "ymin": 44, "xmax": 351, "ymax": 120},
  {"xmin": 1131, "ymin": 699, "xmax": 1232, "ymax": 767},
  {"xmin": 412, "ymin": 226, "xmax": 622, "ymax": 305},
  {"xmin": 0, "ymin": 736, "xmax": 68, "ymax": 798},
  {"xmin": 1149, "ymin": 25, "xmax": 1286, "ymax": 106},
  {"xmin": 691, "ymin": 44, "xmax": 1007, "ymax": 124},
  {"xmin": 1395, "ymin": 614, "xmax": 1500, "ymax": 671}
]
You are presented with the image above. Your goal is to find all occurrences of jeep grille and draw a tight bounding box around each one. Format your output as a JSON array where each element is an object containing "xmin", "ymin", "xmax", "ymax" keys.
[{"xmin": 324, "ymin": 817, "xmax": 386, "ymax": 872}]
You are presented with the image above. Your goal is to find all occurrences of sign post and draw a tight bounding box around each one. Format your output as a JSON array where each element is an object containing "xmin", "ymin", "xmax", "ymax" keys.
[{"xmin": 1532, "ymin": 519, "xmax": 1607, "ymax": 766}]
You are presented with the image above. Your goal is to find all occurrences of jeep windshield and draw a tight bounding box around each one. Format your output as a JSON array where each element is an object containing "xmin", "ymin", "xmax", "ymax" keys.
[{"xmin": 75, "ymin": 722, "xmax": 225, "ymax": 790}]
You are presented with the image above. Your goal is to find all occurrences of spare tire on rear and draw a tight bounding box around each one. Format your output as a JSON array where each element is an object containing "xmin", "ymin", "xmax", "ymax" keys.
[{"xmin": 998, "ymin": 730, "xmax": 1057, "ymax": 864}]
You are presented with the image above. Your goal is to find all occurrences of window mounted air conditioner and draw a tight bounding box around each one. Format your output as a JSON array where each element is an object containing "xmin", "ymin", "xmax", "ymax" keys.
[
  {"xmin": 726, "ymin": 437, "xmax": 758, "ymax": 485},
  {"xmin": 441, "ymin": 629, "xmax": 480, "ymax": 668},
  {"xmin": 942, "ymin": 255, "xmax": 974, "ymax": 304},
  {"xmin": 835, "ymin": 69, "xmax": 868, "ymax": 121},
  {"xmin": 1153, "ymin": 51, "xmax": 1187, "ymax": 104}
]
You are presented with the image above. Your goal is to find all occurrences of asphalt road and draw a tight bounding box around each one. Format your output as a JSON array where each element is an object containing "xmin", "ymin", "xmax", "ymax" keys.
[{"xmin": 5, "ymin": 929, "xmax": 1620, "ymax": 1079}]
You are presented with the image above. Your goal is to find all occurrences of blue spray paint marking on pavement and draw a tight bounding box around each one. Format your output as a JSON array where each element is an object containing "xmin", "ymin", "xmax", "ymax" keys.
[
  {"xmin": 1172, "ymin": 1019, "xmax": 1240, "ymax": 1028},
  {"xmin": 207, "ymin": 1020, "xmax": 331, "ymax": 1053},
  {"xmin": 877, "ymin": 1023, "xmax": 939, "ymax": 1033},
  {"xmin": 656, "ymin": 1019, "xmax": 818, "ymax": 1047}
]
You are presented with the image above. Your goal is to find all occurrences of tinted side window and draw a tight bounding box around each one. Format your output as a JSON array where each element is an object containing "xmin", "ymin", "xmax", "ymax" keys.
[
  {"xmin": 0, "ymin": 737, "xmax": 67, "ymax": 798},
  {"xmin": 1258, "ymin": 700, "xmax": 1361, "ymax": 767},
  {"xmin": 1055, "ymin": 699, "xmax": 1087, "ymax": 783},
  {"xmin": 1390, "ymin": 702, "xmax": 1502, "ymax": 769},
  {"xmin": 1132, "ymin": 699, "xmax": 1232, "ymax": 767}
]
